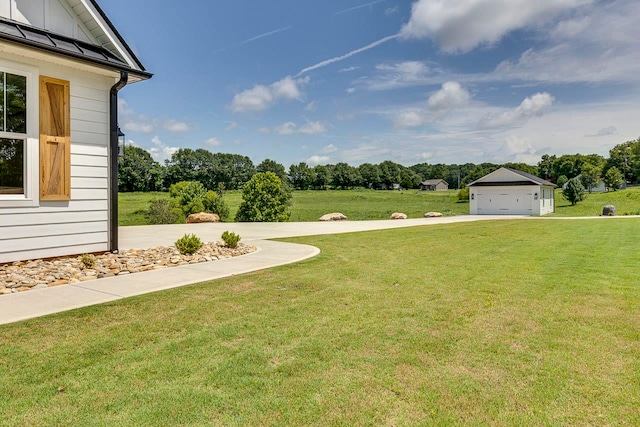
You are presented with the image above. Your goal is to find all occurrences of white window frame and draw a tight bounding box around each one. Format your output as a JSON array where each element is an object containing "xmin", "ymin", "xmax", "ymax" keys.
[{"xmin": 0, "ymin": 60, "xmax": 38, "ymax": 208}]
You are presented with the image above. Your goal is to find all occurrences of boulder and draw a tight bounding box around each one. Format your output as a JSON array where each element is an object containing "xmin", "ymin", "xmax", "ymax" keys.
[
  {"xmin": 187, "ymin": 212, "xmax": 220, "ymax": 223},
  {"xmin": 602, "ymin": 205, "xmax": 617, "ymax": 216},
  {"xmin": 424, "ymin": 212, "xmax": 443, "ymax": 218},
  {"xmin": 319, "ymin": 212, "xmax": 348, "ymax": 221},
  {"xmin": 390, "ymin": 212, "xmax": 407, "ymax": 220}
]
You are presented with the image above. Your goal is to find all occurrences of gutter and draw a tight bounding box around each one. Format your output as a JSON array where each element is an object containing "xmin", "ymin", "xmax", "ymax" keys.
[{"xmin": 109, "ymin": 71, "xmax": 128, "ymax": 253}]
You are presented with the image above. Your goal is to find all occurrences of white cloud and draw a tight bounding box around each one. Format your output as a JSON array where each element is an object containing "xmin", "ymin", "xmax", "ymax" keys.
[
  {"xmin": 275, "ymin": 122, "xmax": 297, "ymax": 135},
  {"xmin": 299, "ymin": 121, "xmax": 327, "ymax": 135},
  {"xmin": 400, "ymin": 0, "xmax": 592, "ymax": 53},
  {"xmin": 224, "ymin": 121, "xmax": 239, "ymax": 131},
  {"xmin": 339, "ymin": 66, "xmax": 359, "ymax": 73},
  {"xmin": 346, "ymin": 88, "xmax": 356, "ymax": 94},
  {"xmin": 416, "ymin": 152, "xmax": 434, "ymax": 160},
  {"xmin": 479, "ymin": 92, "xmax": 554, "ymax": 129},
  {"xmin": 122, "ymin": 119, "xmax": 154, "ymax": 134},
  {"xmin": 394, "ymin": 111, "xmax": 425, "ymax": 128},
  {"xmin": 230, "ymin": 76, "xmax": 309, "ymax": 112},
  {"xmin": 364, "ymin": 61, "xmax": 440, "ymax": 91},
  {"xmin": 118, "ymin": 98, "xmax": 133, "ymax": 115},
  {"xmin": 394, "ymin": 81, "xmax": 470, "ymax": 128},
  {"xmin": 204, "ymin": 137, "xmax": 223, "ymax": 147},
  {"xmin": 321, "ymin": 144, "xmax": 338, "ymax": 153},
  {"xmin": 305, "ymin": 101, "xmax": 317, "ymax": 111},
  {"xmin": 163, "ymin": 119, "xmax": 190, "ymax": 132},
  {"xmin": 306, "ymin": 155, "xmax": 330, "ymax": 166},
  {"xmin": 427, "ymin": 81, "xmax": 471, "ymax": 111},
  {"xmin": 264, "ymin": 121, "xmax": 327, "ymax": 135},
  {"xmin": 148, "ymin": 136, "xmax": 179, "ymax": 163}
]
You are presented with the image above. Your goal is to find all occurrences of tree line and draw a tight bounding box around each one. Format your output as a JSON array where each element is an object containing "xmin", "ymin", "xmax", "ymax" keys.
[{"xmin": 118, "ymin": 137, "xmax": 640, "ymax": 192}]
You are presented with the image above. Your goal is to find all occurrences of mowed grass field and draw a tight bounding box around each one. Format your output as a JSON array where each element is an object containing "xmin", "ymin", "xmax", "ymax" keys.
[
  {"xmin": 119, "ymin": 187, "xmax": 640, "ymax": 226},
  {"xmin": 1, "ymin": 219, "xmax": 639, "ymax": 426},
  {"xmin": 119, "ymin": 189, "xmax": 467, "ymax": 225}
]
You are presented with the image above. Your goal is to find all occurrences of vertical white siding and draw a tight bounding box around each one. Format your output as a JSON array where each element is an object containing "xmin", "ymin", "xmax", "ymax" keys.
[{"xmin": 0, "ymin": 56, "xmax": 114, "ymax": 263}]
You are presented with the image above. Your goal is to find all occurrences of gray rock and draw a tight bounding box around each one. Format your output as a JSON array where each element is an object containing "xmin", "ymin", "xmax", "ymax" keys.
[
  {"xmin": 602, "ymin": 205, "xmax": 617, "ymax": 216},
  {"xmin": 32, "ymin": 284, "xmax": 48, "ymax": 290},
  {"xmin": 424, "ymin": 212, "xmax": 443, "ymax": 218}
]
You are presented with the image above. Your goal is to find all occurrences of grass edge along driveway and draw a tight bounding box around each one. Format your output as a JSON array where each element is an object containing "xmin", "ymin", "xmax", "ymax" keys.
[{"xmin": 1, "ymin": 218, "xmax": 639, "ymax": 426}]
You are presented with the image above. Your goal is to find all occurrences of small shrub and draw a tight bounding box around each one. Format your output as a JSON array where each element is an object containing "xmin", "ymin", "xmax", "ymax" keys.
[
  {"xmin": 145, "ymin": 198, "xmax": 182, "ymax": 224},
  {"xmin": 203, "ymin": 190, "xmax": 230, "ymax": 221},
  {"xmin": 221, "ymin": 231, "xmax": 241, "ymax": 248},
  {"xmin": 80, "ymin": 253, "xmax": 96, "ymax": 269},
  {"xmin": 457, "ymin": 187, "xmax": 469, "ymax": 202},
  {"xmin": 175, "ymin": 233, "xmax": 203, "ymax": 255}
]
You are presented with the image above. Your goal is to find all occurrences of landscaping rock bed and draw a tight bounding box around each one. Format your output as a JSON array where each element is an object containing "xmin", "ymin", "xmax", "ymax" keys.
[{"xmin": 0, "ymin": 242, "xmax": 256, "ymax": 295}]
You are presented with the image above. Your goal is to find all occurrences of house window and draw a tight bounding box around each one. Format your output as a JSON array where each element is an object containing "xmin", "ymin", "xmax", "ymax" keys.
[
  {"xmin": 0, "ymin": 62, "xmax": 38, "ymax": 207},
  {"xmin": 0, "ymin": 72, "xmax": 27, "ymax": 195}
]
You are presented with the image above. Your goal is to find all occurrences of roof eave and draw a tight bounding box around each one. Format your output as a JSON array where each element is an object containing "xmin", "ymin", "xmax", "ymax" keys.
[
  {"xmin": 85, "ymin": 0, "xmax": 148, "ymax": 72},
  {"xmin": 0, "ymin": 35, "xmax": 152, "ymax": 81}
]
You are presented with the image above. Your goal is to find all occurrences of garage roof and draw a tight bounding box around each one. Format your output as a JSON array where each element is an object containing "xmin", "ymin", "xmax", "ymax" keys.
[{"xmin": 467, "ymin": 167, "xmax": 556, "ymax": 187}]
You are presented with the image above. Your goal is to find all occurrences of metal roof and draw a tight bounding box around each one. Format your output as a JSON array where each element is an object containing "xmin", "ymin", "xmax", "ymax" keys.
[
  {"xmin": 0, "ymin": 17, "xmax": 152, "ymax": 80},
  {"xmin": 467, "ymin": 167, "xmax": 556, "ymax": 187}
]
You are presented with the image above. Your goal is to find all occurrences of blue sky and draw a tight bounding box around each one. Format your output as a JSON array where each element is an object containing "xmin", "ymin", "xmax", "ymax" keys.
[{"xmin": 101, "ymin": 0, "xmax": 640, "ymax": 168}]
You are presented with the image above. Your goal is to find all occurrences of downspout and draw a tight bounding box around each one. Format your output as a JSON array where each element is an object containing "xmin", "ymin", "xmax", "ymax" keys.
[{"xmin": 109, "ymin": 71, "xmax": 128, "ymax": 253}]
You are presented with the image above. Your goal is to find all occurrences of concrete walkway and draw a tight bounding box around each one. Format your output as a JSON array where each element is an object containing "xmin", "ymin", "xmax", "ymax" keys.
[{"xmin": 3, "ymin": 214, "xmax": 630, "ymax": 325}]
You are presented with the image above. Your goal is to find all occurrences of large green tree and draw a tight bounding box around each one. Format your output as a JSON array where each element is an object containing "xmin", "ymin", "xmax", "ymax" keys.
[
  {"xmin": 164, "ymin": 148, "xmax": 217, "ymax": 189},
  {"xmin": 288, "ymin": 162, "xmax": 314, "ymax": 190},
  {"xmin": 257, "ymin": 158, "xmax": 288, "ymax": 183},
  {"xmin": 118, "ymin": 146, "xmax": 164, "ymax": 192},
  {"xmin": 235, "ymin": 172, "xmax": 292, "ymax": 222},
  {"xmin": 603, "ymin": 167, "xmax": 623, "ymax": 191}
]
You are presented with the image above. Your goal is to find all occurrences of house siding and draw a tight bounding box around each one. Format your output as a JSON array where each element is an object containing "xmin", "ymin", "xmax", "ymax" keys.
[{"xmin": 0, "ymin": 53, "xmax": 112, "ymax": 263}]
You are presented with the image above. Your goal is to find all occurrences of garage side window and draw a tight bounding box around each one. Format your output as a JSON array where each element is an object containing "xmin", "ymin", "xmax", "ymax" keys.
[{"xmin": 0, "ymin": 71, "xmax": 27, "ymax": 195}]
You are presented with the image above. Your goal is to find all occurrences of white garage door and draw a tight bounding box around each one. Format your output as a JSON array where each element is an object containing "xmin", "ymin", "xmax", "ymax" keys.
[{"xmin": 477, "ymin": 189, "xmax": 532, "ymax": 215}]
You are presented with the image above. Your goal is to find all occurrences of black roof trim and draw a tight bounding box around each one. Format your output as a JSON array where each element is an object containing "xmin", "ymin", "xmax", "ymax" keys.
[
  {"xmin": 89, "ymin": 0, "xmax": 147, "ymax": 72},
  {"xmin": 0, "ymin": 17, "xmax": 151, "ymax": 80}
]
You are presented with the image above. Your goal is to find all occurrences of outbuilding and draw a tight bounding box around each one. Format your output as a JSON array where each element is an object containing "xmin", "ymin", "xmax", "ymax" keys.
[
  {"xmin": 467, "ymin": 167, "xmax": 556, "ymax": 216},
  {"xmin": 0, "ymin": 0, "xmax": 151, "ymax": 263},
  {"xmin": 420, "ymin": 179, "xmax": 449, "ymax": 191}
]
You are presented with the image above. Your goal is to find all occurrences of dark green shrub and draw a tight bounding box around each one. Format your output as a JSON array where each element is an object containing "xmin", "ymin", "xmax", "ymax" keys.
[
  {"xmin": 204, "ymin": 190, "xmax": 230, "ymax": 221},
  {"xmin": 235, "ymin": 172, "xmax": 292, "ymax": 222},
  {"xmin": 145, "ymin": 198, "xmax": 182, "ymax": 224},
  {"xmin": 562, "ymin": 177, "xmax": 586, "ymax": 205},
  {"xmin": 169, "ymin": 181, "xmax": 207, "ymax": 216},
  {"xmin": 221, "ymin": 231, "xmax": 241, "ymax": 248},
  {"xmin": 175, "ymin": 233, "xmax": 203, "ymax": 255},
  {"xmin": 556, "ymin": 175, "xmax": 568, "ymax": 188}
]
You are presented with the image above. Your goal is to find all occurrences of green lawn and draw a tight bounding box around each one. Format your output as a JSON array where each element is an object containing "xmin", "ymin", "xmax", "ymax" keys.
[
  {"xmin": 552, "ymin": 187, "xmax": 640, "ymax": 216},
  {"xmin": 1, "ymin": 219, "xmax": 639, "ymax": 426},
  {"xmin": 119, "ymin": 189, "xmax": 468, "ymax": 226},
  {"xmin": 119, "ymin": 187, "xmax": 640, "ymax": 226}
]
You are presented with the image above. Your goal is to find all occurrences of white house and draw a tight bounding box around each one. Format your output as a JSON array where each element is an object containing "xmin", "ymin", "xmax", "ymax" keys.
[
  {"xmin": 467, "ymin": 167, "xmax": 556, "ymax": 216},
  {"xmin": 0, "ymin": 0, "xmax": 151, "ymax": 263}
]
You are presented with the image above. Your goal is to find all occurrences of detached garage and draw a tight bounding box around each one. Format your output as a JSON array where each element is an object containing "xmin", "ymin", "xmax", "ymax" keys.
[{"xmin": 467, "ymin": 168, "xmax": 556, "ymax": 216}]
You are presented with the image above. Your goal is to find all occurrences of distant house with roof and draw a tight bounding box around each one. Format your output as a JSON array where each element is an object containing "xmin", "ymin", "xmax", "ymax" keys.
[
  {"xmin": 467, "ymin": 167, "xmax": 556, "ymax": 216},
  {"xmin": 0, "ymin": 0, "xmax": 151, "ymax": 263},
  {"xmin": 420, "ymin": 179, "xmax": 449, "ymax": 191}
]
